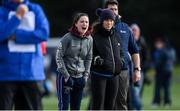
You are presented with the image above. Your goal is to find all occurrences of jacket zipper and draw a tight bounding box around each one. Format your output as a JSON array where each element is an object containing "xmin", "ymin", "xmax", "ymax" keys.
[
  {"xmin": 108, "ymin": 36, "xmax": 115, "ymax": 74},
  {"xmin": 76, "ymin": 39, "xmax": 82, "ymax": 74}
]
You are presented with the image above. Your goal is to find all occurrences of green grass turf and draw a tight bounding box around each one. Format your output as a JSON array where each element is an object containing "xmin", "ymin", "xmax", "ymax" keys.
[{"xmin": 43, "ymin": 65, "xmax": 180, "ymax": 110}]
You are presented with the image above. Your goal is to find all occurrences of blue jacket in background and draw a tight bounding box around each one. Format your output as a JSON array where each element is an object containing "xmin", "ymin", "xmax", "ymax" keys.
[
  {"xmin": 153, "ymin": 47, "xmax": 176, "ymax": 73},
  {"xmin": 0, "ymin": 0, "xmax": 49, "ymax": 81},
  {"xmin": 115, "ymin": 17, "xmax": 139, "ymax": 70}
]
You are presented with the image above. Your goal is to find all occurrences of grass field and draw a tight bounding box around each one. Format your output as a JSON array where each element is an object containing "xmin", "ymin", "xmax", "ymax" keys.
[{"xmin": 43, "ymin": 65, "xmax": 180, "ymax": 110}]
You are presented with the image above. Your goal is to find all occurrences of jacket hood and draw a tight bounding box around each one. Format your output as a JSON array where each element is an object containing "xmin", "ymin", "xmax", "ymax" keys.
[
  {"xmin": 2, "ymin": 0, "xmax": 29, "ymax": 10},
  {"xmin": 69, "ymin": 25, "xmax": 93, "ymax": 38}
]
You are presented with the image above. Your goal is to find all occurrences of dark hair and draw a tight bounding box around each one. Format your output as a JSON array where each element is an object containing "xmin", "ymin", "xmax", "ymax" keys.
[
  {"xmin": 104, "ymin": 0, "xmax": 119, "ymax": 8},
  {"xmin": 72, "ymin": 13, "xmax": 89, "ymax": 26}
]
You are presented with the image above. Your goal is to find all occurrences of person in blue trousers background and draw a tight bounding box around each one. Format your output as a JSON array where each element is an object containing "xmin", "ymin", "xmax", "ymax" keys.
[
  {"xmin": 151, "ymin": 36, "xmax": 176, "ymax": 108},
  {"xmin": 129, "ymin": 23, "xmax": 149, "ymax": 110}
]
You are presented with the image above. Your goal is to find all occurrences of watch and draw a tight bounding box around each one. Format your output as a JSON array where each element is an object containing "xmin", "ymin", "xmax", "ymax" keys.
[{"xmin": 134, "ymin": 67, "xmax": 141, "ymax": 71}]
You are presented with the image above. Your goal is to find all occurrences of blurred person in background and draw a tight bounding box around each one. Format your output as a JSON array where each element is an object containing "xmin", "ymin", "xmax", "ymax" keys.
[
  {"xmin": 0, "ymin": 0, "xmax": 49, "ymax": 110},
  {"xmin": 56, "ymin": 13, "xmax": 93, "ymax": 110},
  {"xmin": 151, "ymin": 36, "xmax": 176, "ymax": 108},
  {"xmin": 104, "ymin": 0, "xmax": 141, "ymax": 110},
  {"xmin": 129, "ymin": 23, "xmax": 149, "ymax": 110}
]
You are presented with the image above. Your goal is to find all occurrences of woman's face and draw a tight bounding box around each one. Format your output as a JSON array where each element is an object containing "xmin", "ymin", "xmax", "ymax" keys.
[
  {"xmin": 75, "ymin": 16, "xmax": 89, "ymax": 36},
  {"xmin": 103, "ymin": 19, "xmax": 114, "ymax": 31},
  {"xmin": 155, "ymin": 40, "xmax": 165, "ymax": 49}
]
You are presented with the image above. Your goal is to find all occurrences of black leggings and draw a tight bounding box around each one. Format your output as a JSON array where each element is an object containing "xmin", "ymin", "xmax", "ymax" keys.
[{"xmin": 91, "ymin": 74, "xmax": 119, "ymax": 110}]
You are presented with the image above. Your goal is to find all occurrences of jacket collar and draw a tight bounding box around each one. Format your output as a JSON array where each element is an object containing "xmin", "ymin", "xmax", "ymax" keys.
[
  {"xmin": 99, "ymin": 25, "xmax": 114, "ymax": 37},
  {"xmin": 69, "ymin": 26, "xmax": 93, "ymax": 38}
]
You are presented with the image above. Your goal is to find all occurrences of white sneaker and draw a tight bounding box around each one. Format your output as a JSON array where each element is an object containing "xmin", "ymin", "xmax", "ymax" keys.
[
  {"xmin": 164, "ymin": 104, "xmax": 171, "ymax": 109},
  {"xmin": 151, "ymin": 103, "xmax": 158, "ymax": 109}
]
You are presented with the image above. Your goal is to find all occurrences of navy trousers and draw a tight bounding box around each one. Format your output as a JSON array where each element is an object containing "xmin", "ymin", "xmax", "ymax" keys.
[
  {"xmin": 56, "ymin": 74, "xmax": 85, "ymax": 110},
  {"xmin": 152, "ymin": 70, "xmax": 172, "ymax": 105}
]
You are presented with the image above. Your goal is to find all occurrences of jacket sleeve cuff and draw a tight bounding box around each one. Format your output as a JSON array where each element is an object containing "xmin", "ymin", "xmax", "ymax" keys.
[{"xmin": 83, "ymin": 72, "xmax": 89, "ymax": 77}]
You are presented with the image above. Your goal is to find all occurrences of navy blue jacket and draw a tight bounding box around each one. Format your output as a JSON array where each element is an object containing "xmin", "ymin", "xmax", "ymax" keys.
[
  {"xmin": 153, "ymin": 47, "xmax": 176, "ymax": 73},
  {"xmin": 115, "ymin": 17, "xmax": 139, "ymax": 70}
]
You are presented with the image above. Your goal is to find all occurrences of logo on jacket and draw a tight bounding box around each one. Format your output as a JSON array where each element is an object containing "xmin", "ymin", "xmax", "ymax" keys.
[{"xmin": 120, "ymin": 30, "xmax": 126, "ymax": 33}]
